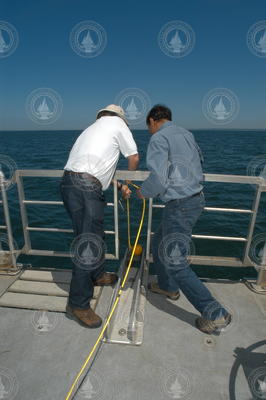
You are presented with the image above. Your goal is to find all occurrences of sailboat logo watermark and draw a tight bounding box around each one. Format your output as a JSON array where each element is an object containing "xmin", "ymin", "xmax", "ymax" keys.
[
  {"xmin": 160, "ymin": 367, "xmax": 193, "ymax": 399},
  {"xmin": 247, "ymin": 155, "xmax": 266, "ymax": 190},
  {"xmin": 247, "ymin": 21, "xmax": 266, "ymax": 58},
  {"xmin": 248, "ymin": 367, "xmax": 266, "ymax": 399},
  {"xmin": 115, "ymin": 88, "xmax": 151, "ymax": 127},
  {"xmin": 76, "ymin": 370, "xmax": 104, "ymax": 399},
  {"xmin": 201, "ymin": 300, "xmax": 238, "ymax": 335},
  {"xmin": 70, "ymin": 233, "xmax": 106, "ymax": 272},
  {"xmin": 249, "ymin": 233, "xmax": 266, "ymax": 272},
  {"xmin": 26, "ymin": 88, "xmax": 63, "ymax": 125},
  {"xmin": 0, "ymin": 367, "xmax": 19, "ymax": 400},
  {"xmin": 0, "ymin": 21, "xmax": 19, "ymax": 58},
  {"xmin": 158, "ymin": 21, "xmax": 195, "ymax": 58},
  {"xmin": 0, "ymin": 155, "xmax": 17, "ymax": 190},
  {"xmin": 162, "ymin": 157, "xmax": 194, "ymax": 191},
  {"xmin": 158, "ymin": 232, "xmax": 195, "ymax": 270},
  {"xmin": 70, "ymin": 21, "xmax": 107, "ymax": 58},
  {"xmin": 31, "ymin": 309, "xmax": 61, "ymax": 334},
  {"xmin": 202, "ymin": 88, "xmax": 240, "ymax": 125}
]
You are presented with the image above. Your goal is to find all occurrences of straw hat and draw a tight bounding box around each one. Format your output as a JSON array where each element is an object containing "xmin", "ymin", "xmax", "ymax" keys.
[{"xmin": 97, "ymin": 104, "xmax": 128, "ymax": 124}]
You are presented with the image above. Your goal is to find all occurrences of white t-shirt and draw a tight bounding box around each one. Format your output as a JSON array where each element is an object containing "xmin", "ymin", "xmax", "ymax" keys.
[{"xmin": 64, "ymin": 116, "xmax": 138, "ymax": 190}]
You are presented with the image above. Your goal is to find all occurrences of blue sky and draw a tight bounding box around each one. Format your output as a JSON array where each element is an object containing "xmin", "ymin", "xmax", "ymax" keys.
[{"xmin": 1, "ymin": 0, "xmax": 266, "ymax": 130}]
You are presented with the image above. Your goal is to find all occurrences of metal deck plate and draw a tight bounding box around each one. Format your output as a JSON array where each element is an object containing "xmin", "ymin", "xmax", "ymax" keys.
[
  {"xmin": 104, "ymin": 267, "xmax": 146, "ymax": 345},
  {"xmin": 0, "ymin": 268, "xmax": 102, "ymax": 312}
]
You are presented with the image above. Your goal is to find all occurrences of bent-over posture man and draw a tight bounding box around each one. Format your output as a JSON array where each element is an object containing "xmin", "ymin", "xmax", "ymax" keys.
[
  {"xmin": 61, "ymin": 105, "xmax": 139, "ymax": 328},
  {"xmin": 137, "ymin": 104, "xmax": 231, "ymax": 334}
]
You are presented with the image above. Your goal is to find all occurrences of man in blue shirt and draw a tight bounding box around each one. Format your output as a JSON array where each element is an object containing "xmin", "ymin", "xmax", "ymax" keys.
[{"xmin": 138, "ymin": 104, "xmax": 231, "ymax": 334}]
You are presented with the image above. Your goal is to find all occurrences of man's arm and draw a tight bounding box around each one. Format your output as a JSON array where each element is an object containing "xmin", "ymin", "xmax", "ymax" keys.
[{"xmin": 127, "ymin": 153, "xmax": 139, "ymax": 171}]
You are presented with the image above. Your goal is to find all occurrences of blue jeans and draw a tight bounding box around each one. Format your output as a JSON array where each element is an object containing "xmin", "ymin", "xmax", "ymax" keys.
[
  {"xmin": 152, "ymin": 192, "xmax": 228, "ymax": 320},
  {"xmin": 60, "ymin": 172, "xmax": 105, "ymax": 309}
]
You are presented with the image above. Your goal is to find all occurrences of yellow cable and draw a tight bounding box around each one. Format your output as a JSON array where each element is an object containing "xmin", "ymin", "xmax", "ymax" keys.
[{"xmin": 65, "ymin": 189, "xmax": 145, "ymax": 400}]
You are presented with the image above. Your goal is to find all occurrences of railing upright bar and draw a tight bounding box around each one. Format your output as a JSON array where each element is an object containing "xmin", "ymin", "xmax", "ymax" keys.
[
  {"xmin": 113, "ymin": 180, "xmax": 119, "ymax": 259},
  {"xmin": 242, "ymin": 185, "xmax": 262, "ymax": 265},
  {"xmin": 0, "ymin": 172, "xmax": 17, "ymax": 268},
  {"xmin": 15, "ymin": 172, "xmax": 31, "ymax": 253},
  {"xmin": 146, "ymin": 198, "xmax": 153, "ymax": 261}
]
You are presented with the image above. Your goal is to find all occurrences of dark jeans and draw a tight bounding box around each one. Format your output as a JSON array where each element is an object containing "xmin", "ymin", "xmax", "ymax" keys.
[
  {"xmin": 152, "ymin": 192, "xmax": 228, "ymax": 320},
  {"xmin": 60, "ymin": 172, "xmax": 105, "ymax": 309}
]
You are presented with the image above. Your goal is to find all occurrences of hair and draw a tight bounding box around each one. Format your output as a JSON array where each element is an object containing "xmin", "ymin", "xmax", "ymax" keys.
[
  {"xmin": 97, "ymin": 110, "xmax": 120, "ymax": 119},
  {"xmin": 146, "ymin": 104, "xmax": 172, "ymax": 125}
]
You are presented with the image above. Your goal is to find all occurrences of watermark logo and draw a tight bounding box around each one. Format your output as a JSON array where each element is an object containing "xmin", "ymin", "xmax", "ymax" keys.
[
  {"xmin": 70, "ymin": 233, "xmax": 106, "ymax": 272},
  {"xmin": 161, "ymin": 156, "xmax": 193, "ymax": 191},
  {"xmin": 0, "ymin": 155, "xmax": 17, "ymax": 190},
  {"xmin": 249, "ymin": 233, "xmax": 266, "ymax": 272},
  {"xmin": 201, "ymin": 300, "xmax": 237, "ymax": 335},
  {"xmin": 158, "ymin": 20, "xmax": 195, "ymax": 59},
  {"xmin": 247, "ymin": 21, "xmax": 266, "ymax": 58},
  {"xmin": 26, "ymin": 88, "xmax": 63, "ymax": 125},
  {"xmin": 247, "ymin": 155, "xmax": 266, "ymax": 189},
  {"xmin": 0, "ymin": 234, "xmax": 18, "ymax": 268},
  {"xmin": 160, "ymin": 367, "xmax": 193, "ymax": 399},
  {"xmin": 77, "ymin": 370, "xmax": 108, "ymax": 399},
  {"xmin": 115, "ymin": 88, "xmax": 151, "ymax": 126},
  {"xmin": 0, "ymin": 21, "xmax": 19, "ymax": 59},
  {"xmin": 0, "ymin": 367, "xmax": 19, "ymax": 400},
  {"xmin": 30, "ymin": 309, "xmax": 61, "ymax": 334},
  {"xmin": 70, "ymin": 21, "xmax": 107, "ymax": 58},
  {"xmin": 248, "ymin": 367, "xmax": 266, "ymax": 399},
  {"xmin": 158, "ymin": 232, "xmax": 195, "ymax": 270},
  {"xmin": 202, "ymin": 88, "xmax": 239, "ymax": 125}
]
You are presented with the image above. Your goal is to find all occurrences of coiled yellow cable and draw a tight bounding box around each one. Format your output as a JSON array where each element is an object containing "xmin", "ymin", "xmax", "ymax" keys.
[{"xmin": 65, "ymin": 183, "xmax": 145, "ymax": 400}]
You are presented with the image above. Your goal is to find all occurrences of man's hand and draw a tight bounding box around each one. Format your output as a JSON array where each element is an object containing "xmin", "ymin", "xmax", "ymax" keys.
[
  {"xmin": 136, "ymin": 188, "xmax": 145, "ymax": 199},
  {"xmin": 121, "ymin": 184, "xmax": 132, "ymax": 199}
]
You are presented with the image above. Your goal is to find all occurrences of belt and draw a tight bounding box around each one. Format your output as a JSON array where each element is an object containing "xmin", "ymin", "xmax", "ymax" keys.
[
  {"xmin": 167, "ymin": 191, "xmax": 202, "ymax": 204},
  {"xmin": 64, "ymin": 170, "xmax": 102, "ymax": 187}
]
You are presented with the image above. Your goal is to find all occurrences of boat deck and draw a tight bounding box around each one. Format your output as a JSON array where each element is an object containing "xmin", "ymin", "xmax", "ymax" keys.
[{"xmin": 0, "ymin": 272, "xmax": 265, "ymax": 400}]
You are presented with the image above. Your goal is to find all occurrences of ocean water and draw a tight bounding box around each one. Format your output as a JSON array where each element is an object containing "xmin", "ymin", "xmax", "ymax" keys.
[{"xmin": 1, "ymin": 129, "xmax": 266, "ymax": 280}]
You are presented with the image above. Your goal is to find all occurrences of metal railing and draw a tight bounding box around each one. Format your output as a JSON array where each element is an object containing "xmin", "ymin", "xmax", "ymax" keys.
[{"xmin": 0, "ymin": 169, "xmax": 266, "ymax": 271}]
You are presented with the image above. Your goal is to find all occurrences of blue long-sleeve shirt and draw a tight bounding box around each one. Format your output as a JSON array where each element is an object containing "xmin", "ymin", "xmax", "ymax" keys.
[{"xmin": 141, "ymin": 121, "xmax": 204, "ymax": 203}]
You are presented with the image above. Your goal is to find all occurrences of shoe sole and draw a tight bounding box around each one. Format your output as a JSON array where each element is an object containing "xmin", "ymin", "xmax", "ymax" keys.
[{"xmin": 65, "ymin": 309, "xmax": 102, "ymax": 329}]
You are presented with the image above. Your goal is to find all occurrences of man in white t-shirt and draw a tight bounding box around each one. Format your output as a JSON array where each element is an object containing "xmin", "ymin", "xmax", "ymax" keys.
[{"xmin": 60, "ymin": 105, "xmax": 139, "ymax": 328}]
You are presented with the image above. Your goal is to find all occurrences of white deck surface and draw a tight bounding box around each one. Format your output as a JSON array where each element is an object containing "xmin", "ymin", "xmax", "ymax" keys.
[{"xmin": 0, "ymin": 276, "xmax": 265, "ymax": 400}]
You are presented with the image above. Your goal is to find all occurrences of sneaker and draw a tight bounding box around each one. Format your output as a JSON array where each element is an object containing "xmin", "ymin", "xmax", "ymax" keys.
[
  {"xmin": 94, "ymin": 272, "xmax": 118, "ymax": 286},
  {"xmin": 195, "ymin": 313, "xmax": 232, "ymax": 334},
  {"xmin": 66, "ymin": 304, "xmax": 102, "ymax": 328},
  {"xmin": 148, "ymin": 282, "xmax": 180, "ymax": 300}
]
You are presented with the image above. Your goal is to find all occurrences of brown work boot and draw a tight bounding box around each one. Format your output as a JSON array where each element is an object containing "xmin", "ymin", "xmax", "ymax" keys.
[
  {"xmin": 148, "ymin": 282, "xmax": 180, "ymax": 300},
  {"xmin": 195, "ymin": 313, "xmax": 232, "ymax": 334},
  {"xmin": 94, "ymin": 272, "xmax": 118, "ymax": 286},
  {"xmin": 66, "ymin": 304, "xmax": 102, "ymax": 328}
]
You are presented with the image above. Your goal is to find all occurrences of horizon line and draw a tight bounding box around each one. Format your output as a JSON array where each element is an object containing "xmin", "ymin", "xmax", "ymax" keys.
[{"xmin": 0, "ymin": 128, "xmax": 266, "ymax": 132}]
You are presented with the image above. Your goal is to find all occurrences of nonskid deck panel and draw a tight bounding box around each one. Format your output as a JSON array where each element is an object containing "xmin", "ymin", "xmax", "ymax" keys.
[{"xmin": 0, "ymin": 279, "xmax": 265, "ymax": 400}]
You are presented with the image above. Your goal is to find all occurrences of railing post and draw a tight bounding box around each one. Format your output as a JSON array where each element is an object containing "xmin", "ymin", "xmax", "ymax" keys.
[
  {"xmin": 113, "ymin": 179, "xmax": 119, "ymax": 259},
  {"xmin": 146, "ymin": 198, "xmax": 153, "ymax": 262},
  {"xmin": 0, "ymin": 170, "xmax": 17, "ymax": 268},
  {"xmin": 242, "ymin": 185, "xmax": 262, "ymax": 265},
  {"xmin": 256, "ymin": 241, "xmax": 266, "ymax": 288},
  {"xmin": 15, "ymin": 171, "xmax": 31, "ymax": 253}
]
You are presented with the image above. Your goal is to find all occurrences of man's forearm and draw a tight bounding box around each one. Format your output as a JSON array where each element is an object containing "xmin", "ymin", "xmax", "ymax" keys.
[{"xmin": 127, "ymin": 153, "xmax": 139, "ymax": 170}]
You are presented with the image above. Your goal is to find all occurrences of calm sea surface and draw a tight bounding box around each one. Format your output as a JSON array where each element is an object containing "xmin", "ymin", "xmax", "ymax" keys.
[{"xmin": 1, "ymin": 129, "xmax": 266, "ymax": 280}]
